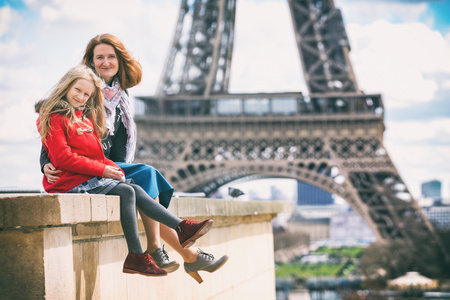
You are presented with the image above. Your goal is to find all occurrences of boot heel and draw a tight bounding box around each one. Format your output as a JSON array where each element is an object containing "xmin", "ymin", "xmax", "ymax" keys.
[{"xmin": 188, "ymin": 271, "xmax": 203, "ymax": 284}]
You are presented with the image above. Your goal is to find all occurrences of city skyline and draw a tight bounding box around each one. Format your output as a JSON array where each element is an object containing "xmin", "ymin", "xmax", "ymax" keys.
[{"xmin": 0, "ymin": 0, "xmax": 449, "ymax": 199}]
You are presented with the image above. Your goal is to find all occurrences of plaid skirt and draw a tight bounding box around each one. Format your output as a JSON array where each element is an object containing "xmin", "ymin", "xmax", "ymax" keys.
[{"xmin": 68, "ymin": 177, "xmax": 132, "ymax": 194}]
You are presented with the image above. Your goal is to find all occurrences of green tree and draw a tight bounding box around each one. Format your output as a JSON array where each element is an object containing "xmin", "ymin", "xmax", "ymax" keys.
[{"xmin": 360, "ymin": 228, "xmax": 450, "ymax": 286}]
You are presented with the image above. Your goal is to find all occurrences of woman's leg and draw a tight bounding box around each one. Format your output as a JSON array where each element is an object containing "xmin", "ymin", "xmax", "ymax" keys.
[
  {"xmin": 138, "ymin": 195, "xmax": 196, "ymax": 260},
  {"xmin": 160, "ymin": 224, "xmax": 198, "ymax": 263},
  {"xmin": 139, "ymin": 197, "xmax": 196, "ymax": 271},
  {"xmin": 117, "ymin": 162, "xmax": 174, "ymax": 208},
  {"xmin": 138, "ymin": 196, "xmax": 180, "ymax": 272},
  {"xmin": 139, "ymin": 205, "xmax": 160, "ymax": 253},
  {"xmin": 131, "ymin": 183, "xmax": 213, "ymax": 248},
  {"xmin": 139, "ymin": 196, "xmax": 196, "ymax": 260},
  {"xmin": 128, "ymin": 184, "xmax": 227, "ymax": 282},
  {"xmin": 160, "ymin": 223, "xmax": 229, "ymax": 284}
]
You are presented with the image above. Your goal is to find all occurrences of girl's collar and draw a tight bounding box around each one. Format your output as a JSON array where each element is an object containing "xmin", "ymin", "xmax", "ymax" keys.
[{"xmin": 74, "ymin": 109, "xmax": 85, "ymax": 119}]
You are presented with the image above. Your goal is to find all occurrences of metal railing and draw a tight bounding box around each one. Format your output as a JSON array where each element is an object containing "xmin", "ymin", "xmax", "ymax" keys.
[{"xmin": 135, "ymin": 93, "xmax": 383, "ymax": 118}]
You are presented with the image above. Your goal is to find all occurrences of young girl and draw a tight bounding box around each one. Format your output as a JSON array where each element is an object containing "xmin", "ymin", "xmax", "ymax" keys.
[{"xmin": 36, "ymin": 65, "xmax": 213, "ymax": 277}]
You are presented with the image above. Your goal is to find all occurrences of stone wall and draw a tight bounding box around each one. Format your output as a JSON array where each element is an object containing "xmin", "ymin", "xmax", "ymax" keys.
[{"xmin": 0, "ymin": 193, "xmax": 290, "ymax": 300}]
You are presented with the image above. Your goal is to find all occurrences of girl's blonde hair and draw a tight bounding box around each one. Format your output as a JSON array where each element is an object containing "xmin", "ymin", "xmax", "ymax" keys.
[
  {"xmin": 37, "ymin": 65, "xmax": 106, "ymax": 141},
  {"xmin": 82, "ymin": 33, "xmax": 142, "ymax": 90}
]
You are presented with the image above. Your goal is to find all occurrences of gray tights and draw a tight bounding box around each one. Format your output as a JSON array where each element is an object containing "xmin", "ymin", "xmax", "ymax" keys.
[{"xmin": 107, "ymin": 182, "xmax": 182, "ymax": 253}]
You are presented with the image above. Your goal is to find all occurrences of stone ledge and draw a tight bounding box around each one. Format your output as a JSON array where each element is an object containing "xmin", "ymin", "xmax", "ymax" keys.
[
  {"xmin": 0, "ymin": 193, "xmax": 120, "ymax": 228},
  {"xmin": 0, "ymin": 193, "xmax": 289, "ymax": 299},
  {"xmin": 170, "ymin": 196, "xmax": 291, "ymax": 218},
  {"xmin": 0, "ymin": 193, "xmax": 291, "ymax": 229}
]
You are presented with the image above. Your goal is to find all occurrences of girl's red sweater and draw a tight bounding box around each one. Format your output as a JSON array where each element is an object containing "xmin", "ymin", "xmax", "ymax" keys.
[{"xmin": 37, "ymin": 110, "xmax": 121, "ymax": 193}]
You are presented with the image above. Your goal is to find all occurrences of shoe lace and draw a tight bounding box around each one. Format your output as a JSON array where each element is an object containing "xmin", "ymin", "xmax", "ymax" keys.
[
  {"xmin": 184, "ymin": 218, "xmax": 195, "ymax": 225},
  {"xmin": 197, "ymin": 248, "xmax": 214, "ymax": 260},
  {"xmin": 161, "ymin": 245, "xmax": 170, "ymax": 261},
  {"xmin": 144, "ymin": 253, "xmax": 155, "ymax": 265},
  {"xmin": 176, "ymin": 219, "xmax": 194, "ymax": 233}
]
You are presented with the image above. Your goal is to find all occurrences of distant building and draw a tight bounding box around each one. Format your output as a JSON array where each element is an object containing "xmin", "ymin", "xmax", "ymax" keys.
[
  {"xmin": 422, "ymin": 206, "xmax": 450, "ymax": 229},
  {"xmin": 300, "ymin": 253, "xmax": 329, "ymax": 264},
  {"xmin": 271, "ymin": 185, "xmax": 285, "ymax": 201},
  {"xmin": 421, "ymin": 180, "xmax": 442, "ymax": 202},
  {"xmin": 329, "ymin": 211, "xmax": 377, "ymax": 244},
  {"xmin": 297, "ymin": 181, "xmax": 334, "ymax": 206}
]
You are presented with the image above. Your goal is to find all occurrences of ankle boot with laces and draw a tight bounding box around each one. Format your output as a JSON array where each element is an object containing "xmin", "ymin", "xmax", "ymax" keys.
[
  {"xmin": 147, "ymin": 245, "xmax": 180, "ymax": 273},
  {"xmin": 123, "ymin": 252, "xmax": 167, "ymax": 277},
  {"xmin": 184, "ymin": 249, "xmax": 229, "ymax": 284},
  {"xmin": 176, "ymin": 218, "xmax": 213, "ymax": 248}
]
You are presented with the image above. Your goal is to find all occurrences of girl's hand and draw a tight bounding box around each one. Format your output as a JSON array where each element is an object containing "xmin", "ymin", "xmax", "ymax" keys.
[
  {"xmin": 103, "ymin": 166, "xmax": 125, "ymax": 181},
  {"xmin": 44, "ymin": 163, "xmax": 61, "ymax": 184}
]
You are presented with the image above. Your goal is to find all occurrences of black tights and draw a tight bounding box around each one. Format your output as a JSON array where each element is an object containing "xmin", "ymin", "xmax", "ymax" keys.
[{"xmin": 107, "ymin": 183, "xmax": 182, "ymax": 253}]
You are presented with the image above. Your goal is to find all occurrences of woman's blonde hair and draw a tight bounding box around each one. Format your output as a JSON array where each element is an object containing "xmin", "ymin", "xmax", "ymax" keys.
[
  {"xmin": 82, "ymin": 33, "xmax": 142, "ymax": 90},
  {"xmin": 37, "ymin": 65, "xmax": 106, "ymax": 141}
]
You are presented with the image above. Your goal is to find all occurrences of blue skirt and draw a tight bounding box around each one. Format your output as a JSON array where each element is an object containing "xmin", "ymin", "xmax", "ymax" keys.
[{"xmin": 115, "ymin": 162, "xmax": 174, "ymax": 208}]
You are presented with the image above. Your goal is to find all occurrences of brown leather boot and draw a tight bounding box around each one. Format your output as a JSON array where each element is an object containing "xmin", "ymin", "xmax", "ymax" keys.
[
  {"xmin": 123, "ymin": 252, "xmax": 168, "ymax": 276},
  {"xmin": 176, "ymin": 219, "xmax": 213, "ymax": 248}
]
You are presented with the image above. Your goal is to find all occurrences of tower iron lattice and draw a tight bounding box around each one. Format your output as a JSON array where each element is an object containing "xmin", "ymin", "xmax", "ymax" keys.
[{"xmin": 134, "ymin": 0, "xmax": 437, "ymax": 243}]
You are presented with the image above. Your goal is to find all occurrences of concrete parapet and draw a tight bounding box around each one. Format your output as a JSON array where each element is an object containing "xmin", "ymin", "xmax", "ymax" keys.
[{"xmin": 0, "ymin": 193, "xmax": 290, "ymax": 300}]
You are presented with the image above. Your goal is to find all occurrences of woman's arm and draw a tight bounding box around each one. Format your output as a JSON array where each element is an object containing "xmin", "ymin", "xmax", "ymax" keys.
[
  {"xmin": 39, "ymin": 144, "xmax": 51, "ymax": 172},
  {"xmin": 40, "ymin": 144, "xmax": 61, "ymax": 183}
]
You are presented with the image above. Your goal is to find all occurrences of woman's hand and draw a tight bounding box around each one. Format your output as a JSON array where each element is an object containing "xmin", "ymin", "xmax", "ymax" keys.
[
  {"xmin": 103, "ymin": 166, "xmax": 125, "ymax": 181},
  {"xmin": 44, "ymin": 163, "xmax": 61, "ymax": 184}
]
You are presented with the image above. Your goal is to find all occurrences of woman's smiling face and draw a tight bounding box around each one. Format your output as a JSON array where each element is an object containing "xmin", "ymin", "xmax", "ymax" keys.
[{"xmin": 92, "ymin": 43, "xmax": 119, "ymax": 85}]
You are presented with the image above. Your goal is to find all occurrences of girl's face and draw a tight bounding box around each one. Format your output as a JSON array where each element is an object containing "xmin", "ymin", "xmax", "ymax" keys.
[
  {"xmin": 66, "ymin": 79, "xmax": 95, "ymax": 109},
  {"xmin": 92, "ymin": 43, "xmax": 119, "ymax": 85}
]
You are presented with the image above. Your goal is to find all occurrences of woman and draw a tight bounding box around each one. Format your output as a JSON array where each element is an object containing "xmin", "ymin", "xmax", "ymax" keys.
[
  {"xmin": 37, "ymin": 65, "xmax": 213, "ymax": 277},
  {"xmin": 40, "ymin": 34, "xmax": 228, "ymax": 283}
]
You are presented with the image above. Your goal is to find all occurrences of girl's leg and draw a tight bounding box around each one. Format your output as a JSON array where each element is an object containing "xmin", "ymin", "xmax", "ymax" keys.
[
  {"xmin": 107, "ymin": 183, "xmax": 167, "ymax": 277},
  {"xmin": 107, "ymin": 183, "xmax": 142, "ymax": 253}
]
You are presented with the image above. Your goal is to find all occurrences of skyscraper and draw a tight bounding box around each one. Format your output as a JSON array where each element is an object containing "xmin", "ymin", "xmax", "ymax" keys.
[
  {"xmin": 421, "ymin": 180, "xmax": 442, "ymax": 201},
  {"xmin": 297, "ymin": 181, "xmax": 334, "ymax": 206}
]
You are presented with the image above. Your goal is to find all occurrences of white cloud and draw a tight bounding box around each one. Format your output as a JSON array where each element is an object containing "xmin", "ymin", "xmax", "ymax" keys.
[
  {"xmin": 0, "ymin": 140, "xmax": 42, "ymax": 190},
  {"xmin": 0, "ymin": 40, "xmax": 38, "ymax": 65},
  {"xmin": 347, "ymin": 20, "xmax": 450, "ymax": 109},
  {"xmin": 335, "ymin": 0, "xmax": 428, "ymax": 25},
  {"xmin": 229, "ymin": 0, "xmax": 306, "ymax": 93},
  {"xmin": 443, "ymin": 80, "xmax": 450, "ymax": 90},
  {"xmin": 41, "ymin": 5, "xmax": 59, "ymax": 21},
  {"xmin": 386, "ymin": 118, "xmax": 450, "ymax": 144},
  {"xmin": 0, "ymin": 6, "xmax": 13, "ymax": 37},
  {"xmin": 384, "ymin": 118, "xmax": 450, "ymax": 198}
]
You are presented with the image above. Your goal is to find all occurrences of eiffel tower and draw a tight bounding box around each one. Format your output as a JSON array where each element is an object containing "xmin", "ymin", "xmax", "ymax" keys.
[{"xmin": 134, "ymin": 0, "xmax": 435, "ymax": 243}]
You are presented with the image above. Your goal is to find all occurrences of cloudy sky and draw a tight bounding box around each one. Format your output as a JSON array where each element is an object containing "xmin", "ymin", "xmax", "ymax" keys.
[{"xmin": 0, "ymin": 0, "xmax": 449, "ymax": 200}]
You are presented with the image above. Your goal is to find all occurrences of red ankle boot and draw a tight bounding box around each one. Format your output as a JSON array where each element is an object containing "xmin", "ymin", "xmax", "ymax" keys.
[
  {"xmin": 123, "ymin": 252, "xmax": 168, "ymax": 276},
  {"xmin": 176, "ymin": 219, "xmax": 213, "ymax": 248}
]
